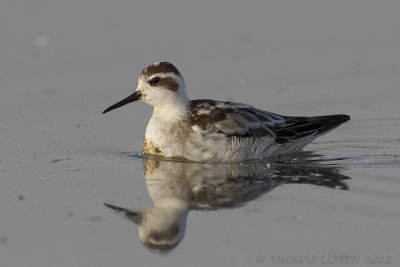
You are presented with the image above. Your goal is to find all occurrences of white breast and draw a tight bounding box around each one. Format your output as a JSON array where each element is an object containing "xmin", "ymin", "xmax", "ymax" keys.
[{"xmin": 144, "ymin": 112, "xmax": 313, "ymax": 161}]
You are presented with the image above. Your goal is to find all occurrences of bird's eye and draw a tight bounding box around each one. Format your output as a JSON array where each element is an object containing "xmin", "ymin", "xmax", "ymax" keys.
[
  {"xmin": 151, "ymin": 233, "xmax": 161, "ymax": 241},
  {"xmin": 149, "ymin": 77, "xmax": 160, "ymax": 85}
]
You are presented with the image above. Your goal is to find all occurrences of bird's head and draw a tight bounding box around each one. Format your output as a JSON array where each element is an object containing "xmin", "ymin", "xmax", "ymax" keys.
[{"xmin": 102, "ymin": 62, "xmax": 189, "ymax": 114}]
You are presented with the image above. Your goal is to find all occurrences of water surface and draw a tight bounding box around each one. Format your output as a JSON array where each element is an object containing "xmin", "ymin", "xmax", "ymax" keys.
[
  {"xmin": 99, "ymin": 118, "xmax": 399, "ymax": 264},
  {"xmin": 1, "ymin": 1, "xmax": 400, "ymax": 266}
]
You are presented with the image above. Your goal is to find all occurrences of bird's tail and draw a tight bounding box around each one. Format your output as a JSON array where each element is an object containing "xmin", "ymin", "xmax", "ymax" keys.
[{"xmin": 274, "ymin": 114, "xmax": 350, "ymax": 144}]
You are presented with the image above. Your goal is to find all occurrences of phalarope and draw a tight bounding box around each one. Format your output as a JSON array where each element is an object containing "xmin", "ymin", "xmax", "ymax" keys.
[{"xmin": 103, "ymin": 61, "xmax": 349, "ymax": 161}]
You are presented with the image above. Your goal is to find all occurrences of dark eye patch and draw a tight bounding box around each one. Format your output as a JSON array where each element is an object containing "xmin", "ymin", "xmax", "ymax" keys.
[
  {"xmin": 149, "ymin": 77, "xmax": 160, "ymax": 85},
  {"xmin": 148, "ymin": 76, "xmax": 179, "ymax": 91},
  {"xmin": 158, "ymin": 77, "xmax": 179, "ymax": 91}
]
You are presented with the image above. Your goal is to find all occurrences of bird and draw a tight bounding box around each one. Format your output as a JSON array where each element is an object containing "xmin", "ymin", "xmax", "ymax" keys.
[{"xmin": 102, "ymin": 61, "xmax": 350, "ymax": 161}]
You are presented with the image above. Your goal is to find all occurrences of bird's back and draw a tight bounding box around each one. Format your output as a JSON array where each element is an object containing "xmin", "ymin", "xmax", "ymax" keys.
[{"xmin": 186, "ymin": 99, "xmax": 349, "ymax": 160}]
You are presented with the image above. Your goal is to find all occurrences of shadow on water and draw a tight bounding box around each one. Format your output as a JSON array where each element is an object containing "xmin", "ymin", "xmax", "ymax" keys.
[{"xmin": 104, "ymin": 152, "xmax": 350, "ymax": 253}]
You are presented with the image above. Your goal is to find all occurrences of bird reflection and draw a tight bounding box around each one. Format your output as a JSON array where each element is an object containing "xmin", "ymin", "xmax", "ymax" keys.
[{"xmin": 105, "ymin": 154, "xmax": 350, "ymax": 253}]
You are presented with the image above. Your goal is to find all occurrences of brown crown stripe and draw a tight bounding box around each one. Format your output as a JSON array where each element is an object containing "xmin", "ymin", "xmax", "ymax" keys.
[{"xmin": 141, "ymin": 62, "xmax": 181, "ymax": 77}]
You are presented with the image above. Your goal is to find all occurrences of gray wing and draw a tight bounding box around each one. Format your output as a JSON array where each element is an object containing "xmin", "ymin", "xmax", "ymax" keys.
[
  {"xmin": 189, "ymin": 99, "xmax": 283, "ymax": 138},
  {"xmin": 189, "ymin": 100, "xmax": 350, "ymax": 144}
]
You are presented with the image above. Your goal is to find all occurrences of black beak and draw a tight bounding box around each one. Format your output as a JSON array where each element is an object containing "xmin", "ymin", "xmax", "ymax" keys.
[
  {"xmin": 104, "ymin": 203, "xmax": 143, "ymax": 224},
  {"xmin": 102, "ymin": 91, "xmax": 142, "ymax": 114}
]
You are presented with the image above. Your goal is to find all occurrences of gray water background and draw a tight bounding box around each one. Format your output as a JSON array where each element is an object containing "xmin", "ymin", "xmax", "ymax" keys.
[{"xmin": 1, "ymin": 1, "xmax": 399, "ymax": 266}]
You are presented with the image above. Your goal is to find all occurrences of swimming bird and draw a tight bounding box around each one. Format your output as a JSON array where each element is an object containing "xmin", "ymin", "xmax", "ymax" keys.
[{"xmin": 103, "ymin": 61, "xmax": 350, "ymax": 161}]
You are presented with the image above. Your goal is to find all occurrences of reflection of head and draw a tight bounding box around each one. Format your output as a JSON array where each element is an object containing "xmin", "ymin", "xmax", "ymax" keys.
[
  {"xmin": 104, "ymin": 198, "xmax": 188, "ymax": 253},
  {"xmin": 105, "ymin": 155, "xmax": 350, "ymax": 253}
]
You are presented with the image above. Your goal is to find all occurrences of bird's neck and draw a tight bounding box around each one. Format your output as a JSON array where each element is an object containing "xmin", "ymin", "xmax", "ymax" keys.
[{"xmin": 152, "ymin": 96, "xmax": 190, "ymax": 122}]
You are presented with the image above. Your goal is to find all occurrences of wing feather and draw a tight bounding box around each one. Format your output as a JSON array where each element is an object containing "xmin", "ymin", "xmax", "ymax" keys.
[{"xmin": 189, "ymin": 100, "xmax": 350, "ymax": 144}]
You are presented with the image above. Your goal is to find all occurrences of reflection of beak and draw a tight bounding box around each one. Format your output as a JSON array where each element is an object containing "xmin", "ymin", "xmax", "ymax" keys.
[
  {"xmin": 102, "ymin": 91, "xmax": 142, "ymax": 114},
  {"xmin": 104, "ymin": 203, "xmax": 143, "ymax": 224}
]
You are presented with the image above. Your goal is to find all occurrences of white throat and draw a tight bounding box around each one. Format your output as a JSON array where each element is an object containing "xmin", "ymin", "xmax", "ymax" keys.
[{"xmin": 152, "ymin": 98, "xmax": 189, "ymax": 121}]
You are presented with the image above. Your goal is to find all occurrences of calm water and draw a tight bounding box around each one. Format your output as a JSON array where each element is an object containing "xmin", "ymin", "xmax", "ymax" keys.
[
  {"xmin": 2, "ymin": 1, "xmax": 400, "ymax": 266},
  {"xmin": 2, "ymin": 116, "xmax": 399, "ymax": 267},
  {"xmin": 2, "ymin": 81, "xmax": 399, "ymax": 266},
  {"xmin": 98, "ymin": 118, "xmax": 399, "ymax": 265}
]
